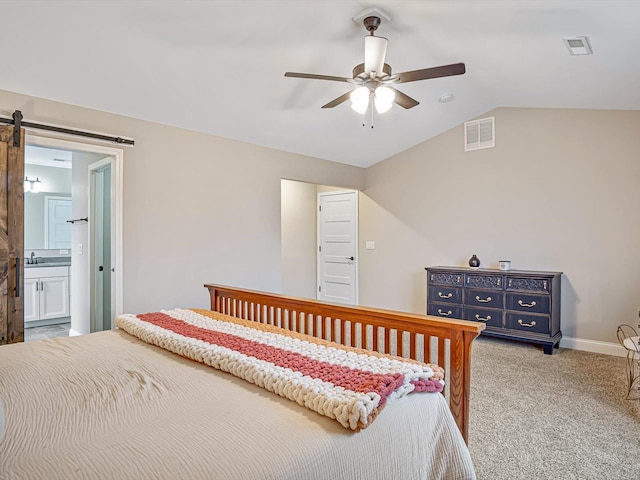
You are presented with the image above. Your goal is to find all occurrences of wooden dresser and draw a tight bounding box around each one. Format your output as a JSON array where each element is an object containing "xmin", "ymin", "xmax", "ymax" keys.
[{"xmin": 426, "ymin": 266, "xmax": 562, "ymax": 354}]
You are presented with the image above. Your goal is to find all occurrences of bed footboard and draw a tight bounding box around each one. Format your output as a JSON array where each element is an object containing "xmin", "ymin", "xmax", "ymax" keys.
[{"xmin": 205, "ymin": 284, "xmax": 484, "ymax": 443}]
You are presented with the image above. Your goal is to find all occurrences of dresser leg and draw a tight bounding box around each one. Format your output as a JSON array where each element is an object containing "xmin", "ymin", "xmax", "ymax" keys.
[{"xmin": 543, "ymin": 344, "xmax": 554, "ymax": 355}]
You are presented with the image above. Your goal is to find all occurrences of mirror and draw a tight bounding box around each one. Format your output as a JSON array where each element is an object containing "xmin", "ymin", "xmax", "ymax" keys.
[{"xmin": 24, "ymin": 163, "xmax": 72, "ymax": 250}]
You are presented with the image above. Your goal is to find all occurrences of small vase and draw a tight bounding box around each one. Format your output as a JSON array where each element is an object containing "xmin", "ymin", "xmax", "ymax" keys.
[{"xmin": 468, "ymin": 254, "xmax": 480, "ymax": 269}]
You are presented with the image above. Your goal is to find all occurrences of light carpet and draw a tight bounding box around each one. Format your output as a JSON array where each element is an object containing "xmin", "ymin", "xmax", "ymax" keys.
[{"xmin": 468, "ymin": 337, "xmax": 640, "ymax": 480}]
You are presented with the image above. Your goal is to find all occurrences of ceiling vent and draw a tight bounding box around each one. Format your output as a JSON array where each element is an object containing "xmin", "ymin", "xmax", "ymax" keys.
[
  {"xmin": 563, "ymin": 36, "xmax": 593, "ymax": 56},
  {"xmin": 465, "ymin": 117, "xmax": 495, "ymax": 152}
]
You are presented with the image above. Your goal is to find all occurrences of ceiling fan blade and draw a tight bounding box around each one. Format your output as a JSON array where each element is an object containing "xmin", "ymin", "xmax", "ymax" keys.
[
  {"xmin": 285, "ymin": 72, "xmax": 351, "ymax": 83},
  {"xmin": 395, "ymin": 63, "xmax": 466, "ymax": 84},
  {"xmin": 321, "ymin": 91, "xmax": 352, "ymax": 109},
  {"xmin": 389, "ymin": 88, "xmax": 419, "ymax": 109},
  {"xmin": 364, "ymin": 36, "xmax": 388, "ymax": 75}
]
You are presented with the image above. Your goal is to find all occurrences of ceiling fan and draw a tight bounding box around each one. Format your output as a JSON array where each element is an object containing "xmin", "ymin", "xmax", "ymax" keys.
[{"xmin": 284, "ymin": 13, "xmax": 466, "ymax": 115}]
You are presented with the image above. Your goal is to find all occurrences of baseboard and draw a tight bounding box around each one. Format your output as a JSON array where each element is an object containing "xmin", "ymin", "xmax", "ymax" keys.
[
  {"xmin": 560, "ymin": 336, "xmax": 626, "ymax": 357},
  {"xmin": 24, "ymin": 317, "xmax": 70, "ymax": 328},
  {"xmin": 69, "ymin": 328, "xmax": 82, "ymax": 337}
]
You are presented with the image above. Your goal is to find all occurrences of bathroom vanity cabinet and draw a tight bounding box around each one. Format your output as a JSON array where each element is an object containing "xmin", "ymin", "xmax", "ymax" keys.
[{"xmin": 24, "ymin": 266, "xmax": 70, "ymax": 324}]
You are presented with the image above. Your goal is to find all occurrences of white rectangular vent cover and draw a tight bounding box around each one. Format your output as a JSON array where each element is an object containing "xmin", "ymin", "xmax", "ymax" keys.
[
  {"xmin": 563, "ymin": 36, "xmax": 593, "ymax": 55},
  {"xmin": 465, "ymin": 117, "xmax": 495, "ymax": 151}
]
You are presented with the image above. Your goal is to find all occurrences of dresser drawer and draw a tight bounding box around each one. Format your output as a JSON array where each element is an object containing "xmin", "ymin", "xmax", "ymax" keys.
[
  {"xmin": 506, "ymin": 276, "xmax": 551, "ymax": 293},
  {"xmin": 463, "ymin": 307, "xmax": 502, "ymax": 328},
  {"xmin": 464, "ymin": 289, "xmax": 503, "ymax": 309},
  {"xmin": 465, "ymin": 273, "xmax": 502, "ymax": 290},
  {"xmin": 427, "ymin": 303, "xmax": 462, "ymax": 319},
  {"xmin": 428, "ymin": 272, "xmax": 463, "ymax": 286},
  {"xmin": 506, "ymin": 292, "xmax": 550, "ymax": 314},
  {"xmin": 505, "ymin": 313, "xmax": 550, "ymax": 334},
  {"xmin": 428, "ymin": 285, "xmax": 462, "ymax": 304}
]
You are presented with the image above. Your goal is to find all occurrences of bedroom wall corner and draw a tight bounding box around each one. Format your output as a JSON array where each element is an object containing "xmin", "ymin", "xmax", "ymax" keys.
[{"xmin": 359, "ymin": 107, "xmax": 640, "ymax": 348}]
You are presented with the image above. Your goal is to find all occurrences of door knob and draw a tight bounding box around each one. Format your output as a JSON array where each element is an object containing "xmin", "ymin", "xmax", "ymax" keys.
[
  {"xmin": 98, "ymin": 266, "xmax": 104, "ymax": 271},
  {"xmin": 346, "ymin": 256, "xmax": 354, "ymax": 261}
]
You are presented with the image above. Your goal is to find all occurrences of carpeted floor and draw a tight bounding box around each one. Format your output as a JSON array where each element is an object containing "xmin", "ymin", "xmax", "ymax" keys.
[{"xmin": 468, "ymin": 337, "xmax": 640, "ymax": 480}]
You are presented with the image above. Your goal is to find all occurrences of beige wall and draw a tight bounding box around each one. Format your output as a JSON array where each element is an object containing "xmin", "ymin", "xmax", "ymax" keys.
[
  {"xmin": 70, "ymin": 152, "xmax": 92, "ymax": 335},
  {"xmin": 8, "ymin": 86, "xmax": 636, "ymax": 346},
  {"xmin": 360, "ymin": 107, "xmax": 640, "ymax": 344},
  {"xmin": 0, "ymin": 88, "xmax": 365, "ymax": 313},
  {"xmin": 281, "ymin": 180, "xmax": 317, "ymax": 298}
]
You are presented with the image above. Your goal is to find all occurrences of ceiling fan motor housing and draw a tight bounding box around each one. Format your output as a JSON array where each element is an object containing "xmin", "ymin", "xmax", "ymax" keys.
[
  {"xmin": 363, "ymin": 16, "xmax": 381, "ymax": 34},
  {"xmin": 352, "ymin": 63, "xmax": 392, "ymax": 80}
]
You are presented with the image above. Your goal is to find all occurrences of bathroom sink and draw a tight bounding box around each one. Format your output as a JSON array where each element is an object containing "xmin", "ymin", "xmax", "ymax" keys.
[{"xmin": 24, "ymin": 256, "xmax": 71, "ymax": 268}]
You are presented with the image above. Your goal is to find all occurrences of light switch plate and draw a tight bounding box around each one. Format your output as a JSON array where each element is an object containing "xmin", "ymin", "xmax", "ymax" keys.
[
  {"xmin": 365, "ymin": 241, "xmax": 376, "ymax": 250},
  {"xmin": 77, "ymin": 243, "xmax": 83, "ymax": 255}
]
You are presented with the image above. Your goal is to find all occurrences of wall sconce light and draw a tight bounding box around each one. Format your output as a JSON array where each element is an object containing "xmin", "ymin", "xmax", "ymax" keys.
[{"xmin": 24, "ymin": 177, "xmax": 42, "ymax": 193}]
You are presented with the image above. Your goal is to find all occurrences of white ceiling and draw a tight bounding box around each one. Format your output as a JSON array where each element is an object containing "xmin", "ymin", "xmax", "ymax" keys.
[
  {"xmin": 2, "ymin": 1, "xmax": 639, "ymax": 168},
  {"xmin": 25, "ymin": 146, "xmax": 72, "ymax": 169}
]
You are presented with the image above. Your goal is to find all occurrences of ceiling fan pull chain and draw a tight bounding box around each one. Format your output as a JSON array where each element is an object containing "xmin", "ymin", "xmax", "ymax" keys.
[
  {"xmin": 370, "ymin": 94, "xmax": 375, "ymax": 128},
  {"xmin": 369, "ymin": 93, "xmax": 373, "ymax": 128}
]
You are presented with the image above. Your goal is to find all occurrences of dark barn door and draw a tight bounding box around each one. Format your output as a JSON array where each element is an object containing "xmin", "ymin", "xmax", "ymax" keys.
[{"xmin": 0, "ymin": 125, "xmax": 24, "ymax": 344}]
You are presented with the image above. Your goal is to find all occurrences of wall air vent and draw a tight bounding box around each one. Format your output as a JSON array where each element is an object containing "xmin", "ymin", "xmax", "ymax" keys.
[
  {"xmin": 464, "ymin": 117, "xmax": 495, "ymax": 152},
  {"xmin": 563, "ymin": 36, "xmax": 593, "ymax": 56}
]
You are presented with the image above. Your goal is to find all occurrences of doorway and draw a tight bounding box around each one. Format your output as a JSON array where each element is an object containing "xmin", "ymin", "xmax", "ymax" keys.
[
  {"xmin": 280, "ymin": 179, "xmax": 359, "ymax": 305},
  {"xmin": 24, "ymin": 135, "xmax": 123, "ymax": 338}
]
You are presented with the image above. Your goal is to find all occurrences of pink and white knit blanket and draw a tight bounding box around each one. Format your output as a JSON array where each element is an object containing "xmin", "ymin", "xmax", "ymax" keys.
[{"xmin": 115, "ymin": 308, "xmax": 444, "ymax": 431}]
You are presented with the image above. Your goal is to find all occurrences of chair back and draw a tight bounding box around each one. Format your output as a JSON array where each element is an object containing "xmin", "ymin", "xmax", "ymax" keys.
[{"xmin": 617, "ymin": 324, "xmax": 640, "ymax": 352}]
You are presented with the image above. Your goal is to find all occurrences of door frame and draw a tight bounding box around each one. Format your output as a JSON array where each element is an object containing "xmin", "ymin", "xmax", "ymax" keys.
[
  {"xmin": 88, "ymin": 158, "xmax": 114, "ymax": 331},
  {"xmin": 25, "ymin": 134, "xmax": 124, "ymax": 324},
  {"xmin": 316, "ymin": 189, "xmax": 359, "ymax": 305}
]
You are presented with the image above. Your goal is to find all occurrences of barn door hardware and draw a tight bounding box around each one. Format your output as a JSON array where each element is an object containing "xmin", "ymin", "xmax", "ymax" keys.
[
  {"xmin": 12, "ymin": 111, "xmax": 22, "ymax": 146},
  {"xmin": 0, "ymin": 110, "xmax": 135, "ymax": 146}
]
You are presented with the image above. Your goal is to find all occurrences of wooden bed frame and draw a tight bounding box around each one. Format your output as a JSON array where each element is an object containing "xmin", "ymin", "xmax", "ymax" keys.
[{"xmin": 205, "ymin": 284, "xmax": 485, "ymax": 443}]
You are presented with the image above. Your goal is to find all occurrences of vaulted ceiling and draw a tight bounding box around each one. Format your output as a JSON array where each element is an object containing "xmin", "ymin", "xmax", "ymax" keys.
[{"xmin": 2, "ymin": 1, "xmax": 638, "ymax": 167}]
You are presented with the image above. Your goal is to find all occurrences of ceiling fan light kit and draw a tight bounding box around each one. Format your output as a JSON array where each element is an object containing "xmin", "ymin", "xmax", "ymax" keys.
[
  {"xmin": 350, "ymin": 87, "xmax": 369, "ymax": 114},
  {"xmin": 284, "ymin": 8, "xmax": 466, "ymax": 125}
]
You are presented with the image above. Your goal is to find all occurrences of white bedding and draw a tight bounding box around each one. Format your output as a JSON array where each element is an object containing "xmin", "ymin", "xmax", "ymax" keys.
[{"xmin": 0, "ymin": 330, "xmax": 475, "ymax": 479}]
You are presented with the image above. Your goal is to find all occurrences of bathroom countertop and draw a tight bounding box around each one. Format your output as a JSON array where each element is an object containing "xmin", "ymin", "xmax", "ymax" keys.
[{"xmin": 24, "ymin": 257, "xmax": 71, "ymax": 268}]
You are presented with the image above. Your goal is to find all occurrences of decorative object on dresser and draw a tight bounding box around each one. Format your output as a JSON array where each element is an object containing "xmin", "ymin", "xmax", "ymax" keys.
[
  {"xmin": 499, "ymin": 260, "xmax": 511, "ymax": 271},
  {"xmin": 468, "ymin": 254, "xmax": 480, "ymax": 268},
  {"xmin": 426, "ymin": 266, "xmax": 562, "ymax": 354}
]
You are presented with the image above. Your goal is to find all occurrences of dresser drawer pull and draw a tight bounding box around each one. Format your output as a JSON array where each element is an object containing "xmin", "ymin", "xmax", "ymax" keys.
[
  {"xmin": 475, "ymin": 295, "xmax": 492, "ymax": 303},
  {"xmin": 475, "ymin": 314, "xmax": 491, "ymax": 322},
  {"xmin": 437, "ymin": 309, "xmax": 452, "ymax": 317},
  {"xmin": 518, "ymin": 300, "xmax": 537, "ymax": 308},
  {"xmin": 517, "ymin": 319, "xmax": 537, "ymax": 328},
  {"xmin": 438, "ymin": 292, "xmax": 453, "ymax": 299}
]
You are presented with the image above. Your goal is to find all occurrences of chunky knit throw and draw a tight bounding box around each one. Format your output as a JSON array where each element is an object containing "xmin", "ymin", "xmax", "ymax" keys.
[{"xmin": 115, "ymin": 308, "xmax": 444, "ymax": 431}]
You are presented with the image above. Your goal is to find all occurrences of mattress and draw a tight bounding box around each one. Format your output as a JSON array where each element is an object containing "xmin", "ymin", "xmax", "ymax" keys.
[{"xmin": 0, "ymin": 329, "xmax": 475, "ymax": 479}]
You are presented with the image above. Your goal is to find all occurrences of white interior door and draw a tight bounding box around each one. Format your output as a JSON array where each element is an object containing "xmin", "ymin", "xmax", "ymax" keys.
[
  {"xmin": 45, "ymin": 196, "xmax": 72, "ymax": 249},
  {"xmin": 89, "ymin": 160, "xmax": 114, "ymax": 333},
  {"xmin": 317, "ymin": 191, "xmax": 358, "ymax": 305},
  {"xmin": 92, "ymin": 169, "xmax": 105, "ymax": 332}
]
